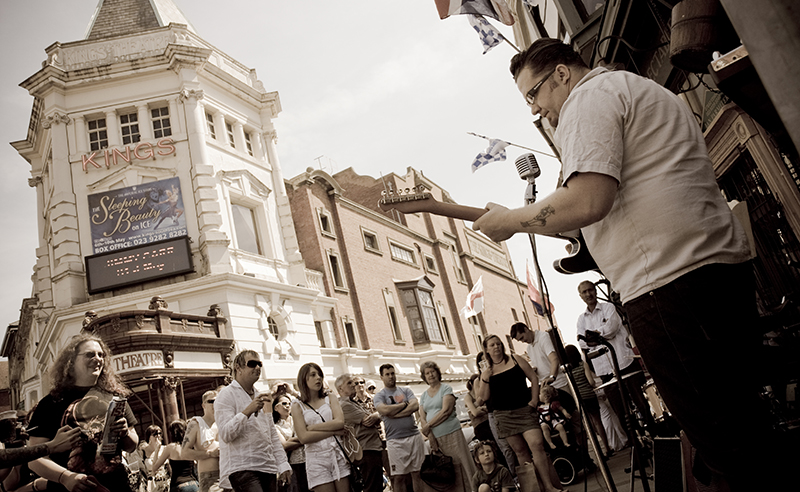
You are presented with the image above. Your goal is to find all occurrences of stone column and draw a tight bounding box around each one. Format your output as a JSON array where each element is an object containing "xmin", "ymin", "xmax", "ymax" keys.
[
  {"xmin": 105, "ymin": 110, "xmax": 120, "ymax": 147},
  {"xmin": 233, "ymin": 121, "xmax": 246, "ymax": 154},
  {"xmin": 162, "ymin": 377, "xmax": 181, "ymax": 427},
  {"xmin": 179, "ymin": 88, "xmax": 231, "ymax": 274},
  {"xmin": 137, "ymin": 104, "xmax": 153, "ymax": 140},
  {"xmin": 42, "ymin": 111, "xmax": 85, "ymax": 307},
  {"xmin": 214, "ymin": 112, "xmax": 227, "ymax": 145},
  {"xmin": 168, "ymin": 98, "xmax": 181, "ymax": 135},
  {"xmin": 73, "ymin": 116, "xmax": 87, "ymax": 154}
]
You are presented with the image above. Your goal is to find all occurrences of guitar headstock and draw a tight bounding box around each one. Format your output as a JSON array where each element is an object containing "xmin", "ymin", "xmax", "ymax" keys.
[{"xmin": 378, "ymin": 185, "xmax": 436, "ymax": 214}]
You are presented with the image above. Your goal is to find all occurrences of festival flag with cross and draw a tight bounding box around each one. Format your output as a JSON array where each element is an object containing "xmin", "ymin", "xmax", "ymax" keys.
[
  {"xmin": 527, "ymin": 260, "xmax": 555, "ymax": 315},
  {"xmin": 434, "ymin": 0, "xmax": 515, "ymax": 25},
  {"xmin": 461, "ymin": 276, "xmax": 485, "ymax": 317}
]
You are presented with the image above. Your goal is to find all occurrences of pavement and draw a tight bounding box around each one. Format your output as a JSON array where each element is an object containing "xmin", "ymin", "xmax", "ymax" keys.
[{"xmin": 561, "ymin": 447, "xmax": 651, "ymax": 492}]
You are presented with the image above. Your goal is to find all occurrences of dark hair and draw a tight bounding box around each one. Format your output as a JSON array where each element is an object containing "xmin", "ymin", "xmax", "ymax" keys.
[
  {"xmin": 509, "ymin": 38, "xmax": 587, "ymax": 80},
  {"xmin": 50, "ymin": 334, "xmax": 130, "ymax": 399},
  {"xmin": 472, "ymin": 440, "xmax": 499, "ymax": 465},
  {"xmin": 420, "ymin": 361, "xmax": 442, "ymax": 383},
  {"xmin": 564, "ymin": 344, "xmax": 583, "ymax": 366},
  {"xmin": 233, "ymin": 349, "xmax": 259, "ymax": 377},
  {"xmin": 297, "ymin": 362, "xmax": 326, "ymax": 402},
  {"xmin": 482, "ymin": 334, "xmax": 509, "ymax": 366},
  {"xmin": 144, "ymin": 425, "xmax": 162, "ymax": 441},
  {"xmin": 509, "ymin": 322, "xmax": 529, "ymax": 338},
  {"xmin": 466, "ymin": 373, "xmax": 480, "ymax": 392},
  {"xmin": 168, "ymin": 420, "xmax": 187, "ymax": 443},
  {"xmin": 273, "ymin": 394, "xmax": 292, "ymax": 423},
  {"xmin": 379, "ymin": 364, "xmax": 395, "ymax": 376}
]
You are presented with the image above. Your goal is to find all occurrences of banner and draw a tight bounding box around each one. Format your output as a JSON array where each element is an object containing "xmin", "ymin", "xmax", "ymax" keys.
[
  {"xmin": 461, "ymin": 275, "xmax": 485, "ymax": 317},
  {"xmin": 89, "ymin": 177, "xmax": 187, "ymax": 254},
  {"xmin": 527, "ymin": 260, "xmax": 555, "ymax": 315},
  {"xmin": 434, "ymin": 0, "xmax": 515, "ymax": 26}
]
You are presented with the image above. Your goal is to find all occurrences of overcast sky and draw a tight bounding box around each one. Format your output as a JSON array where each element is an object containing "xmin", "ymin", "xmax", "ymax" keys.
[{"xmin": 0, "ymin": 1, "xmax": 603, "ymax": 354}]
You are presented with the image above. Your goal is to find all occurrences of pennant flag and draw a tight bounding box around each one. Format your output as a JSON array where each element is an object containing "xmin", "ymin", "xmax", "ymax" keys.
[
  {"xmin": 471, "ymin": 137, "xmax": 510, "ymax": 172},
  {"xmin": 467, "ymin": 15, "xmax": 506, "ymax": 54},
  {"xmin": 435, "ymin": 0, "xmax": 515, "ymax": 26},
  {"xmin": 526, "ymin": 260, "xmax": 555, "ymax": 315},
  {"xmin": 461, "ymin": 276, "xmax": 485, "ymax": 317}
]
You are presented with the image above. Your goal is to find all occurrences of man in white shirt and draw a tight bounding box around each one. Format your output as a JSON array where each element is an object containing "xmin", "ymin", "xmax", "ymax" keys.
[
  {"xmin": 215, "ymin": 350, "xmax": 291, "ymax": 492},
  {"xmin": 183, "ymin": 390, "xmax": 224, "ymax": 492},
  {"xmin": 576, "ymin": 281, "xmax": 654, "ymax": 432}
]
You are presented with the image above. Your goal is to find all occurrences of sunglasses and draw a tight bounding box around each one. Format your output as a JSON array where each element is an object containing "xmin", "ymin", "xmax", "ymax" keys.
[
  {"xmin": 80, "ymin": 351, "xmax": 105, "ymax": 359},
  {"xmin": 246, "ymin": 360, "xmax": 263, "ymax": 368},
  {"xmin": 354, "ymin": 381, "xmax": 365, "ymax": 385},
  {"xmin": 205, "ymin": 399, "xmax": 215, "ymax": 404}
]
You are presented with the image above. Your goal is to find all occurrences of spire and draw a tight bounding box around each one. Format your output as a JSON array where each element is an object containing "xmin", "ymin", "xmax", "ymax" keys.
[{"xmin": 84, "ymin": 0, "xmax": 196, "ymax": 40}]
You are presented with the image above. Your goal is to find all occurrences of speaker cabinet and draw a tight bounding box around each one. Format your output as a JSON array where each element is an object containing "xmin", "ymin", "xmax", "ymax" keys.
[{"xmin": 653, "ymin": 436, "xmax": 686, "ymax": 492}]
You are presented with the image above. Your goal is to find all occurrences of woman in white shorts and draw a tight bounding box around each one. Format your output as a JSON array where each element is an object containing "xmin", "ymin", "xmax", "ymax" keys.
[{"xmin": 292, "ymin": 363, "xmax": 351, "ymax": 492}]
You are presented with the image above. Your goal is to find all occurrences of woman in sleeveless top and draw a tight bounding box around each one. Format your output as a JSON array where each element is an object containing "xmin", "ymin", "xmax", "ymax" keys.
[
  {"xmin": 150, "ymin": 420, "xmax": 199, "ymax": 492},
  {"xmin": 291, "ymin": 363, "xmax": 350, "ymax": 492},
  {"xmin": 477, "ymin": 335, "xmax": 565, "ymax": 492},
  {"xmin": 273, "ymin": 394, "xmax": 308, "ymax": 492},
  {"xmin": 141, "ymin": 425, "xmax": 171, "ymax": 492}
]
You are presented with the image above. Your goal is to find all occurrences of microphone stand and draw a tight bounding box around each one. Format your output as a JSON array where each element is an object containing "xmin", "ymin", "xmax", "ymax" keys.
[
  {"xmin": 585, "ymin": 334, "xmax": 651, "ymax": 492},
  {"xmin": 524, "ymin": 181, "xmax": 616, "ymax": 492}
]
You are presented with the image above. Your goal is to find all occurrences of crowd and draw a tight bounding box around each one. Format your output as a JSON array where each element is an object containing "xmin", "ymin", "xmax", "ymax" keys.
[{"xmin": 3, "ymin": 322, "xmax": 654, "ymax": 492}]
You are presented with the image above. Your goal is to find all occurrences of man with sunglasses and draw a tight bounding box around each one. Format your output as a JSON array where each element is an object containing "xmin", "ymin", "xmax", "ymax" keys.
[
  {"xmin": 472, "ymin": 38, "xmax": 790, "ymax": 490},
  {"xmin": 183, "ymin": 390, "xmax": 224, "ymax": 492},
  {"xmin": 215, "ymin": 350, "xmax": 291, "ymax": 492}
]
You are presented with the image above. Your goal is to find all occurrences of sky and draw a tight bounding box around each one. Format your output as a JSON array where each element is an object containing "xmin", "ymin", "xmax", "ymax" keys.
[{"xmin": 0, "ymin": 0, "xmax": 604, "ymax": 354}]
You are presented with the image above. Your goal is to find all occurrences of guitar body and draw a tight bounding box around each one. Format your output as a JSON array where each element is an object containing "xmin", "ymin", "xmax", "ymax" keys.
[
  {"xmin": 552, "ymin": 233, "xmax": 599, "ymax": 274},
  {"xmin": 379, "ymin": 186, "xmax": 599, "ymax": 275}
]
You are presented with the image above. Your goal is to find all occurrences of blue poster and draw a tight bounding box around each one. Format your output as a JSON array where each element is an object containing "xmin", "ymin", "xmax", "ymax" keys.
[{"xmin": 89, "ymin": 177, "xmax": 188, "ymax": 254}]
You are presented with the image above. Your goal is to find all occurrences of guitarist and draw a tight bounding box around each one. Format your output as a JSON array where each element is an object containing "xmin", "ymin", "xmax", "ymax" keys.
[{"xmin": 472, "ymin": 38, "xmax": 789, "ymax": 491}]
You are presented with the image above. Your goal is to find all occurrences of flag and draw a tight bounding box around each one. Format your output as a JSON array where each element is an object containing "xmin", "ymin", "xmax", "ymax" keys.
[
  {"xmin": 471, "ymin": 137, "xmax": 510, "ymax": 172},
  {"xmin": 434, "ymin": 0, "xmax": 515, "ymax": 26},
  {"xmin": 467, "ymin": 15, "xmax": 506, "ymax": 54},
  {"xmin": 461, "ymin": 276, "xmax": 485, "ymax": 317},
  {"xmin": 527, "ymin": 260, "xmax": 555, "ymax": 315}
]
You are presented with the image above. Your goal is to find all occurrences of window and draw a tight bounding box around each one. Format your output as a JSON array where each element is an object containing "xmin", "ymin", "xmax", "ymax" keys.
[
  {"xmin": 314, "ymin": 321, "xmax": 327, "ymax": 348},
  {"xmin": 444, "ymin": 239, "xmax": 466, "ymax": 283},
  {"xmin": 328, "ymin": 251, "xmax": 346, "ymax": 289},
  {"xmin": 267, "ymin": 316, "xmax": 279, "ymax": 338},
  {"xmin": 437, "ymin": 301, "xmax": 454, "ymax": 346},
  {"xmin": 397, "ymin": 277, "xmax": 444, "ymax": 344},
  {"xmin": 469, "ymin": 316, "xmax": 482, "ymax": 349},
  {"xmin": 506, "ymin": 335, "xmax": 516, "ymax": 354},
  {"xmin": 120, "ymin": 112, "xmax": 140, "ymax": 145},
  {"xmin": 88, "ymin": 118, "xmax": 108, "ymax": 151},
  {"xmin": 344, "ymin": 321, "xmax": 358, "ymax": 348},
  {"xmin": 390, "ymin": 242, "xmax": 416, "ymax": 264},
  {"xmin": 226, "ymin": 121, "xmax": 235, "ymax": 148},
  {"xmin": 511, "ymin": 308, "xmax": 519, "ymax": 321},
  {"xmin": 151, "ymin": 107, "xmax": 172, "ymax": 138},
  {"xmin": 318, "ymin": 209, "xmax": 334, "ymax": 237},
  {"xmin": 231, "ymin": 203, "xmax": 262, "ymax": 255},
  {"xmin": 205, "ymin": 112, "xmax": 216, "ymax": 138},
  {"xmin": 362, "ymin": 228, "xmax": 380, "ymax": 252},
  {"xmin": 424, "ymin": 255, "xmax": 437, "ymax": 273},
  {"xmin": 383, "ymin": 289, "xmax": 404, "ymax": 342},
  {"xmin": 244, "ymin": 132, "xmax": 254, "ymax": 156}
]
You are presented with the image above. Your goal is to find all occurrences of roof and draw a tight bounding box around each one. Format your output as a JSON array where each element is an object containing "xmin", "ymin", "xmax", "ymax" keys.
[{"xmin": 85, "ymin": 0, "xmax": 196, "ymax": 40}]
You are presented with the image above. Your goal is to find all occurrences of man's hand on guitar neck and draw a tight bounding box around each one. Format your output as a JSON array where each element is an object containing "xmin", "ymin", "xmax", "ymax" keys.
[{"xmin": 472, "ymin": 172, "xmax": 618, "ymax": 242}]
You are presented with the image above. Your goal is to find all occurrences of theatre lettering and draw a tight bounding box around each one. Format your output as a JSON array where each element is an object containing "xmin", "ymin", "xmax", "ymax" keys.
[
  {"xmin": 82, "ymin": 137, "xmax": 176, "ymax": 172},
  {"xmin": 112, "ymin": 350, "xmax": 164, "ymax": 374}
]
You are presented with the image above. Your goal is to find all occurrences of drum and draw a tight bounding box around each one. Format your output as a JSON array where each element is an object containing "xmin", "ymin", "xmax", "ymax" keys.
[{"xmin": 642, "ymin": 379, "xmax": 670, "ymax": 422}]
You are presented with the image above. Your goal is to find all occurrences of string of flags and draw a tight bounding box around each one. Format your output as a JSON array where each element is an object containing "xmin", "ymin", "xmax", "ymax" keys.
[
  {"xmin": 468, "ymin": 15, "xmax": 507, "ymax": 54},
  {"xmin": 461, "ymin": 276, "xmax": 484, "ymax": 318},
  {"xmin": 527, "ymin": 259, "xmax": 556, "ymax": 315},
  {"xmin": 434, "ymin": 0, "xmax": 515, "ymax": 25},
  {"xmin": 471, "ymin": 137, "xmax": 511, "ymax": 172}
]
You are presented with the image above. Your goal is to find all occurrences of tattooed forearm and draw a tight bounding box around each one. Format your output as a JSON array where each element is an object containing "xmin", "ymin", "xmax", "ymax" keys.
[{"xmin": 521, "ymin": 205, "xmax": 555, "ymax": 228}]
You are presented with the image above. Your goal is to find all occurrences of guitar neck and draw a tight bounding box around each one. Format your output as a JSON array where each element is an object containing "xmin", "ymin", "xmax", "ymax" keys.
[{"xmin": 423, "ymin": 202, "xmax": 488, "ymax": 222}]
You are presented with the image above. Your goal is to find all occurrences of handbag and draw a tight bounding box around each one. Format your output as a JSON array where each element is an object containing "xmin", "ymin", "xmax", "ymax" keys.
[
  {"xmin": 420, "ymin": 450, "xmax": 456, "ymax": 492},
  {"xmin": 302, "ymin": 401, "xmax": 365, "ymax": 492}
]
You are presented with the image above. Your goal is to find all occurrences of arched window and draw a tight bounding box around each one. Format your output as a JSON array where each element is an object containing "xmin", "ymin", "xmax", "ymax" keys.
[{"xmin": 267, "ymin": 316, "xmax": 279, "ymax": 338}]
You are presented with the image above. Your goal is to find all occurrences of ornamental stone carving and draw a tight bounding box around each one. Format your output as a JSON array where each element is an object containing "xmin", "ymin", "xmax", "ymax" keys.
[
  {"xmin": 178, "ymin": 88, "xmax": 204, "ymax": 102},
  {"xmin": 41, "ymin": 113, "xmax": 70, "ymax": 129},
  {"xmin": 149, "ymin": 296, "xmax": 169, "ymax": 310}
]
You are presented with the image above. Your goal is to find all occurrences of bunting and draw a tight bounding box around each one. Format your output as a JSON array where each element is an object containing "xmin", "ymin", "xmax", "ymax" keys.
[
  {"xmin": 471, "ymin": 137, "xmax": 511, "ymax": 172},
  {"xmin": 467, "ymin": 15, "xmax": 506, "ymax": 54},
  {"xmin": 434, "ymin": 0, "xmax": 515, "ymax": 26}
]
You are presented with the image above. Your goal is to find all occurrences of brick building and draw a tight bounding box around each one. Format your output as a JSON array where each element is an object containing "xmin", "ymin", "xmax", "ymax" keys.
[{"xmin": 287, "ymin": 166, "xmax": 547, "ymax": 385}]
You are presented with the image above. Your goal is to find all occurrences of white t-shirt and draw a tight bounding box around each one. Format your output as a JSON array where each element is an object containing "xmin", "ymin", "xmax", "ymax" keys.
[
  {"xmin": 555, "ymin": 68, "xmax": 751, "ymax": 303},
  {"xmin": 526, "ymin": 329, "xmax": 568, "ymax": 389}
]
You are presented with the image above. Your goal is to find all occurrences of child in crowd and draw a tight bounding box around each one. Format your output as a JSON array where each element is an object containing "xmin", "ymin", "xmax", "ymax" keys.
[
  {"xmin": 471, "ymin": 440, "xmax": 516, "ymax": 492},
  {"xmin": 538, "ymin": 385, "xmax": 571, "ymax": 450}
]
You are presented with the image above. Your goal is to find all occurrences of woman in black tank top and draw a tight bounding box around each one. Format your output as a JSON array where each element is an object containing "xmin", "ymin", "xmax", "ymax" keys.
[{"xmin": 476, "ymin": 335, "xmax": 565, "ymax": 492}]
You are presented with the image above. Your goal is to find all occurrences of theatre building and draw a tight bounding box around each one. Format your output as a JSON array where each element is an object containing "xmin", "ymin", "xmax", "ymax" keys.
[{"xmin": 2, "ymin": 0, "xmax": 336, "ymax": 433}]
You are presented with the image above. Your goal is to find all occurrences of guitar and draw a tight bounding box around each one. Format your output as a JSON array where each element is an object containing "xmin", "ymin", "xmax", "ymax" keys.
[{"xmin": 378, "ymin": 186, "xmax": 599, "ymax": 275}]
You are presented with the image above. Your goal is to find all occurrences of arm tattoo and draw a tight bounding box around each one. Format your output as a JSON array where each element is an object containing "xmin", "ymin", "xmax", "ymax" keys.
[
  {"xmin": 520, "ymin": 205, "xmax": 555, "ymax": 228},
  {"xmin": 0, "ymin": 443, "xmax": 50, "ymax": 468}
]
